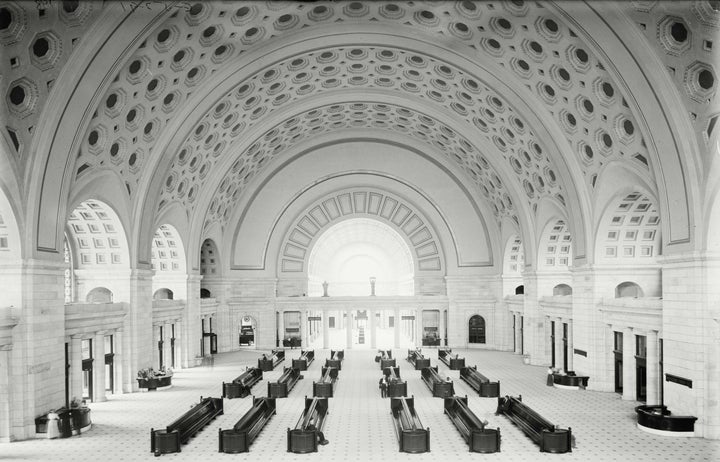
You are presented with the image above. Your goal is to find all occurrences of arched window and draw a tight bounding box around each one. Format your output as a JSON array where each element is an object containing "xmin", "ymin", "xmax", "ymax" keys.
[
  {"xmin": 515, "ymin": 285, "xmax": 525, "ymax": 295},
  {"xmin": 86, "ymin": 287, "xmax": 113, "ymax": 303},
  {"xmin": 468, "ymin": 315, "xmax": 486, "ymax": 344},
  {"xmin": 615, "ymin": 281, "xmax": 643, "ymax": 298},
  {"xmin": 553, "ymin": 284, "xmax": 572, "ymax": 296},
  {"xmin": 153, "ymin": 288, "xmax": 174, "ymax": 300},
  {"xmin": 200, "ymin": 288, "xmax": 212, "ymax": 299}
]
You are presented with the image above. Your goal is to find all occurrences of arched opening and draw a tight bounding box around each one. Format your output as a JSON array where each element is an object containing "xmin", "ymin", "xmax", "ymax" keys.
[
  {"xmin": 553, "ymin": 284, "xmax": 573, "ymax": 296},
  {"xmin": 65, "ymin": 199, "xmax": 130, "ymax": 301},
  {"xmin": 86, "ymin": 287, "xmax": 113, "ymax": 303},
  {"xmin": 596, "ymin": 192, "xmax": 661, "ymax": 262},
  {"xmin": 151, "ymin": 224, "xmax": 187, "ymax": 298},
  {"xmin": 538, "ymin": 219, "xmax": 573, "ymax": 270},
  {"xmin": 615, "ymin": 281, "xmax": 644, "ymax": 298},
  {"xmin": 200, "ymin": 238, "xmax": 219, "ymax": 276},
  {"xmin": 503, "ymin": 235, "xmax": 525, "ymax": 295},
  {"xmin": 307, "ymin": 218, "xmax": 414, "ymax": 296},
  {"xmin": 515, "ymin": 285, "xmax": 525, "ymax": 295},
  {"xmin": 200, "ymin": 288, "xmax": 212, "ymax": 299},
  {"xmin": 468, "ymin": 315, "xmax": 486, "ymax": 344},
  {"xmin": 153, "ymin": 288, "xmax": 174, "ymax": 300}
]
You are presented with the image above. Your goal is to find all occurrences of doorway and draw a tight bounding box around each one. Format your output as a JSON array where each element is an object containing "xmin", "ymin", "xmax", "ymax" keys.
[
  {"xmin": 81, "ymin": 339, "xmax": 93, "ymax": 402},
  {"xmin": 614, "ymin": 331, "xmax": 623, "ymax": 394}
]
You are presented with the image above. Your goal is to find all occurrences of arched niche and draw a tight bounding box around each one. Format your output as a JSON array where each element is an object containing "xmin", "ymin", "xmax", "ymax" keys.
[
  {"xmin": 153, "ymin": 288, "xmax": 174, "ymax": 300},
  {"xmin": 553, "ymin": 284, "xmax": 573, "ymax": 296},
  {"xmin": 615, "ymin": 281, "xmax": 644, "ymax": 298},
  {"xmin": 86, "ymin": 287, "xmax": 113, "ymax": 303}
]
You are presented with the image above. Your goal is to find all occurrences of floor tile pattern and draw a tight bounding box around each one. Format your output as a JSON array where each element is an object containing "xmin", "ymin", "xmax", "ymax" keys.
[{"xmin": 3, "ymin": 348, "xmax": 718, "ymax": 461}]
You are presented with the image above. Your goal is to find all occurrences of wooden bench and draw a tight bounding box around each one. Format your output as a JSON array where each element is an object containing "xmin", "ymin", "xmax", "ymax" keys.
[
  {"xmin": 325, "ymin": 349, "xmax": 344, "ymax": 370},
  {"xmin": 222, "ymin": 367, "xmax": 263, "ymax": 399},
  {"xmin": 268, "ymin": 367, "xmax": 302, "ymax": 398},
  {"xmin": 406, "ymin": 348, "xmax": 431, "ymax": 370},
  {"xmin": 390, "ymin": 396, "xmax": 430, "ymax": 453},
  {"xmin": 218, "ymin": 397, "xmax": 276, "ymax": 453},
  {"xmin": 383, "ymin": 366, "xmax": 407, "ymax": 398},
  {"xmin": 377, "ymin": 349, "xmax": 396, "ymax": 369},
  {"xmin": 151, "ymin": 396, "xmax": 223, "ymax": 455},
  {"xmin": 460, "ymin": 365, "xmax": 500, "ymax": 397},
  {"xmin": 444, "ymin": 396, "xmax": 500, "ymax": 453},
  {"xmin": 421, "ymin": 366, "xmax": 454, "ymax": 398},
  {"xmin": 313, "ymin": 366, "xmax": 339, "ymax": 398},
  {"xmin": 292, "ymin": 349, "xmax": 315, "ymax": 371},
  {"xmin": 495, "ymin": 395, "xmax": 571, "ymax": 453},
  {"xmin": 258, "ymin": 349, "xmax": 285, "ymax": 372},
  {"xmin": 287, "ymin": 397, "xmax": 329, "ymax": 453},
  {"xmin": 438, "ymin": 348, "xmax": 465, "ymax": 370}
]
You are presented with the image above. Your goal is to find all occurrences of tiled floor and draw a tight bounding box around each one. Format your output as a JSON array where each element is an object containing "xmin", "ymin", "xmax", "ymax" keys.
[{"xmin": 4, "ymin": 347, "xmax": 718, "ymax": 461}]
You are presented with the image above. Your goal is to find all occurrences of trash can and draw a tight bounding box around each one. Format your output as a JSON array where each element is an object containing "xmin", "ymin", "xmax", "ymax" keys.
[{"xmin": 58, "ymin": 410, "xmax": 73, "ymax": 438}]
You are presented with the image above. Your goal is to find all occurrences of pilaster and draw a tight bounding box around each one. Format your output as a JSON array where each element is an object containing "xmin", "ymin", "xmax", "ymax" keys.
[
  {"xmin": 123, "ymin": 267, "xmax": 153, "ymax": 391},
  {"xmin": 183, "ymin": 274, "xmax": 202, "ymax": 367}
]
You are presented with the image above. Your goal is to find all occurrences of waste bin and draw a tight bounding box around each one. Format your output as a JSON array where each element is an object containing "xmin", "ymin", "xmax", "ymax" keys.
[{"xmin": 58, "ymin": 410, "xmax": 73, "ymax": 438}]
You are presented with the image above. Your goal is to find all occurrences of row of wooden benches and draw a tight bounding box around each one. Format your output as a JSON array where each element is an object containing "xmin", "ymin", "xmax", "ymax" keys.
[
  {"xmin": 397, "ymin": 349, "xmax": 571, "ymax": 454},
  {"xmin": 153, "ymin": 349, "xmax": 343, "ymax": 455}
]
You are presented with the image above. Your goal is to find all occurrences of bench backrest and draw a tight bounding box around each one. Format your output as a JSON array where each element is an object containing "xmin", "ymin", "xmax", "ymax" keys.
[
  {"xmin": 503, "ymin": 397, "xmax": 554, "ymax": 433},
  {"xmin": 167, "ymin": 397, "xmax": 221, "ymax": 436}
]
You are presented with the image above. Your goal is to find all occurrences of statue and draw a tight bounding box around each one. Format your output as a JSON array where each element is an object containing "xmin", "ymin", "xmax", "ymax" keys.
[{"xmin": 322, "ymin": 280, "xmax": 329, "ymax": 297}]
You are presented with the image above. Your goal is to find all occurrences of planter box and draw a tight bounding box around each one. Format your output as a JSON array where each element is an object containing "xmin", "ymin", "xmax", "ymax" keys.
[
  {"xmin": 137, "ymin": 375, "xmax": 172, "ymax": 391},
  {"xmin": 35, "ymin": 408, "xmax": 92, "ymax": 438}
]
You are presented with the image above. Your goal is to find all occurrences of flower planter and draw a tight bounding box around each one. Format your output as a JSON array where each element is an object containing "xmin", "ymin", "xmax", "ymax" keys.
[
  {"xmin": 34, "ymin": 407, "xmax": 92, "ymax": 438},
  {"xmin": 137, "ymin": 375, "xmax": 172, "ymax": 391}
]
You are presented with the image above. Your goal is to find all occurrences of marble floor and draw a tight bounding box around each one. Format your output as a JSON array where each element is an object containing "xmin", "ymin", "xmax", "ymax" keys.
[{"xmin": 3, "ymin": 346, "xmax": 718, "ymax": 461}]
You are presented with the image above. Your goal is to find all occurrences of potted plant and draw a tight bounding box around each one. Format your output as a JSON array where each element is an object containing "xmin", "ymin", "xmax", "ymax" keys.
[
  {"xmin": 137, "ymin": 368, "xmax": 160, "ymax": 390},
  {"xmin": 69, "ymin": 397, "xmax": 92, "ymax": 431}
]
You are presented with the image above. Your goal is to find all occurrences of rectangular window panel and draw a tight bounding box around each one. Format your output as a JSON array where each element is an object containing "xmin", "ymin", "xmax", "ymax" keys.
[
  {"xmin": 624, "ymin": 231, "xmax": 637, "ymax": 241},
  {"xmin": 623, "ymin": 246, "xmax": 635, "ymax": 257},
  {"xmin": 605, "ymin": 246, "xmax": 616, "ymax": 257}
]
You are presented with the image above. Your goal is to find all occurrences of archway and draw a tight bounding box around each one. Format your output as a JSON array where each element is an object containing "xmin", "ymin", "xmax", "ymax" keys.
[{"xmin": 468, "ymin": 315, "xmax": 486, "ymax": 344}]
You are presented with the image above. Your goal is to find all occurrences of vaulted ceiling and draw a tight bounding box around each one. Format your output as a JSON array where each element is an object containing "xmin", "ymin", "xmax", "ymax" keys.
[{"xmin": 1, "ymin": 1, "xmax": 716, "ymax": 266}]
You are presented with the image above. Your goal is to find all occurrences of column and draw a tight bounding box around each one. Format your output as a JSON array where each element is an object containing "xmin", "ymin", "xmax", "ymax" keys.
[
  {"xmin": 622, "ymin": 327, "xmax": 635, "ymax": 401},
  {"xmin": 645, "ymin": 330, "xmax": 659, "ymax": 405},
  {"xmin": 415, "ymin": 308, "xmax": 422, "ymax": 347},
  {"xmin": 394, "ymin": 307, "xmax": 400, "ymax": 349},
  {"xmin": 566, "ymin": 321, "xmax": 573, "ymax": 371},
  {"xmin": 92, "ymin": 332, "xmax": 106, "ymax": 402},
  {"xmin": 113, "ymin": 329, "xmax": 123, "ymax": 394},
  {"xmin": 163, "ymin": 323, "xmax": 172, "ymax": 370},
  {"xmin": 554, "ymin": 318, "xmax": 564, "ymax": 369},
  {"xmin": 70, "ymin": 335, "xmax": 83, "ymax": 404},
  {"xmin": 346, "ymin": 309, "xmax": 353, "ymax": 349},
  {"xmin": 322, "ymin": 310, "xmax": 329, "ymax": 349},
  {"xmin": 513, "ymin": 313, "xmax": 522, "ymax": 354},
  {"xmin": 301, "ymin": 310, "xmax": 309, "ymax": 348},
  {"xmin": 439, "ymin": 309, "xmax": 446, "ymax": 347},
  {"xmin": 183, "ymin": 274, "xmax": 203, "ymax": 368},
  {"xmin": 0, "ymin": 345, "xmax": 11, "ymax": 443},
  {"xmin": 370, "ymin": 309, "xmax": 377, "ymax": 349},
  {"xmin": 124, "ymin": 267, "xmax": 153, "ymax": 391}
]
